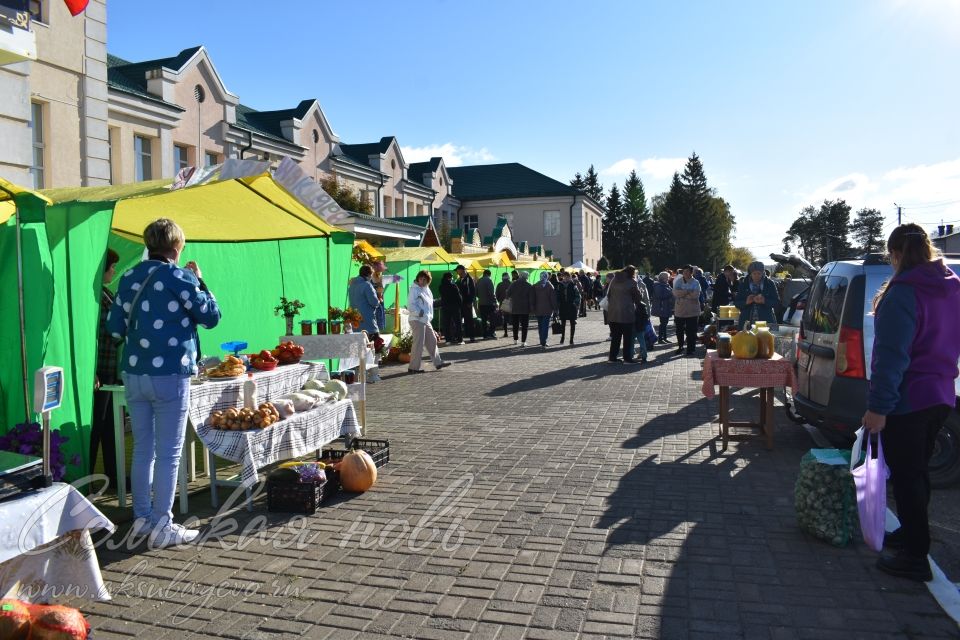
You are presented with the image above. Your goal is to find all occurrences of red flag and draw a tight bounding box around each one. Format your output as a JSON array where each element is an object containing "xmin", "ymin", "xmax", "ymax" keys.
[{"xmin": 64, "ymin": 0, "xmax": 89, "ymax": 16}]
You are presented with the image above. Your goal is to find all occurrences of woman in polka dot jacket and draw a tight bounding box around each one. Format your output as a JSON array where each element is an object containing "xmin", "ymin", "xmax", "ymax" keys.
[{"xmin": 107, "ymin": 218, "xmax": 220, "ymax": 549}]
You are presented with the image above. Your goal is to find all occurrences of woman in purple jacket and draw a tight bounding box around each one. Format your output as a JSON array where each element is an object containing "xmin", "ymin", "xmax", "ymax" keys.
[{"xmin": 862, "ymin": 224, "xmax": 960, "ymax": 582}]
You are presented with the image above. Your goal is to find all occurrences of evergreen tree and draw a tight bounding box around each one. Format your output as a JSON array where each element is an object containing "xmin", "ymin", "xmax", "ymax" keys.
[
  {"xmin": 652, "ymin": 173, "xmax": 685, "ymax": 267},
  {"xmin": 622, "ymin": 170, "xmax": 651, "ymax": 266},
  {"xmin": 851, "ymin": 207, "xmax": 885, "ymax": 253},
  {"xmin": 570, "ymin": 172, "xmax": 585, "ymax": 191},
  {"xmin": 604, "ymin": 183, "xmax": 625, "ymax": 267},
  {"xmin": 584, "ymin": 165, "xmax": 605, "ymax": 204},
  {"xmin": 783, "ymin": 200, "xmax": 853, "ymax": 265}
]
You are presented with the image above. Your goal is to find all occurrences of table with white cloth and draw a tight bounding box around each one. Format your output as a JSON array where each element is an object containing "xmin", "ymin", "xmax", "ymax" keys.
[
  {"xmin": 282, "ymin": 333, "xmax": 375, "ymax": 431},
  {"xmin": 0, "ymin": 483, "xmax": 115, "ymax": 602},
  {"xmin": 101, "ymin": 362, "xmax": 360, "ymax": 513}
]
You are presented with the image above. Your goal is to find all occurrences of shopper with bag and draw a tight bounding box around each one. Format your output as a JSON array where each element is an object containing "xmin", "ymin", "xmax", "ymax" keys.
[
  {"xmin": 862, "ymin": 223, "xmax": 960, "ymax": 581},
  {"xmin": 505, "ymin": 271, "xmax": 534, "ymax": 346},
  {"xmin": 532, "ymin": 272, "xmax": 557, "ymax": 349},
  {"xmin": 495, "ymin": 273, "xmax": 512, "ymax": 338},
  {"xmin": 406, "ymin": 270, "xmax": 449, "ymax": 374}
]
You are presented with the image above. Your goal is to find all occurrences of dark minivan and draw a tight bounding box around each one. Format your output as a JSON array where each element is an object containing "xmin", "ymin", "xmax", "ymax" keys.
[{"xmin": 794, "ymin": 255, "xmax": 960, "ymax": 487}]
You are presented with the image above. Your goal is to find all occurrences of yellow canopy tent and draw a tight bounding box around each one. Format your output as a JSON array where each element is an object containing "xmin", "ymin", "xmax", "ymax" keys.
[
  {"xmin": 0, "ymin": 175, "xmax": 354, "ymax": 478},
  {"xmin": 353, "ymin": 239, "xmax": 384, "ymax": 260}
]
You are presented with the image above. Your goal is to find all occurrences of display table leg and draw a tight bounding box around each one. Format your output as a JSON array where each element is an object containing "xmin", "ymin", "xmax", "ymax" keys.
[
  {"xmin": 209, "ymin": 449, "xmax": 219, "ymax": 508},
  {"xmin": 112, "ymin": 392, "xmax": 127, "ymax": 509},
  {"xmin": 719, "ymin": 386, "xmax": 730, "ymax": 451},
  {"xmin": 763, "ymin": 387, "xmax": 775, "ymax": 450}
]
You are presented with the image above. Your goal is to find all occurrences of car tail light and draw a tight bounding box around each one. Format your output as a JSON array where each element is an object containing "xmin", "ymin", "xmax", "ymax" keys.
[{"xmin": 836, "ymin": 326, "xmax": 866, "ymax": 378}]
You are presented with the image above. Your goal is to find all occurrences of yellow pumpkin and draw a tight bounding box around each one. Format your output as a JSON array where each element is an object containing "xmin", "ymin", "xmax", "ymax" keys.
[
  {"xmin": 731, "ymin": 330, "xmax": 758, "ymax": 359},
  {"xmin": 340, "ymin": 450, "xmax": 377, "ymax": 492}
]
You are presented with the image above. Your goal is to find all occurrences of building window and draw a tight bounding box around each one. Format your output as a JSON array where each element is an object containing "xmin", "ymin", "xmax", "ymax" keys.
[
  {"xmin": 28, "ymin": 0, "xmax": 44, "ymax": 23},
  {"xmin": 29, "ymin": 102, "xmax": 44, "ymax": 189},
  {"xmin": 204, "ymin": 151, "xmax": 218, "ymax": 167},
  {"xmin": 391, "ymin": 159, "xmax": 396, "ymax": 170},
  {"xmin": 312, "ymin": 129, "xmax": 320, "ymax": 144},
  {"xmin": 464, "ymin": 214, "xmax": 479, "ymax": 231},
  {"xmin": 134, "ymin": 135, "xmax": 152, "ymax": 181},
  {"xmin": 544, "ymin": 210, "xmax": 560, "ymax": 237},
  {"xmin": 383, "ymin": 195, "xmax": 392, "ymax": 218},
  {"xmin": 174, "ymin": 145, "xmax": 190, "ymax": 171}
]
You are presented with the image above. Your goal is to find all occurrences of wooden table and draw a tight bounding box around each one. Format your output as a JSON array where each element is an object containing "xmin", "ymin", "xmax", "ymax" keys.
[{"xmin": 701, "ymin": 351, "xmax": 797, "ymax": 450}]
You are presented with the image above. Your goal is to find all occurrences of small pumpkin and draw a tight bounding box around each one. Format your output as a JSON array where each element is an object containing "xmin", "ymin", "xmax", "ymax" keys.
[{"xmin": 339, "ymin": 449, "xmax": 377, "ymax": 492}]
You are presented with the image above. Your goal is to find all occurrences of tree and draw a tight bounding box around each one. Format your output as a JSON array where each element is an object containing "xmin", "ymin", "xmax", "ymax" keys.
[
  {"xmin": 319, "ymin": 174, "xmax": 373, "ymax": 214},
  {"xmin": 726, "ymin": 246, "xmax": 756, "ymax": 271},
  {"xmin": 569, "ymin": 172, "xmax": 585, "ymax": 191},
  {"xmin": 782, "ymin": 199, "xmax": 852, "ymax": 265},
  {"xmin": 584, "ymin": 165, "xmax": 604, "ymax": 204},
  {"xmin": 851, "ymin": 207, "xmax": 885, "ymax": 253},
  {"xmin": 597, "ymin": 255, "xmax": 610, "ymax": 271},
  {"xmin": 604, "ymin": 184, "xmax": 626, "ymax": 268},
  {"xmin": 622, "ymin": 170, "xmax": 652, "ymax": 267}
]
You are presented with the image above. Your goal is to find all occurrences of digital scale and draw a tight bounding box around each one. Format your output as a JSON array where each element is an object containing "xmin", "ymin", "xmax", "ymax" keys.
[{"xmin": 0, "ymin": 366, "xmax": 61, "ymax": 502}]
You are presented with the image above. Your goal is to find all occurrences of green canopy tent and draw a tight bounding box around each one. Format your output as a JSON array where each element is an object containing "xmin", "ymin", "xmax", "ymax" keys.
[{"xmin": 0, "ymin": 175, "xmax": 353, "ymax": 479}]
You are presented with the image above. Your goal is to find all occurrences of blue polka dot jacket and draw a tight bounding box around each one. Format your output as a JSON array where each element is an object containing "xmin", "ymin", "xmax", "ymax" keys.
[{"xmin": 107, "ymin": 259, "xmax": 221, "ymax": 376}]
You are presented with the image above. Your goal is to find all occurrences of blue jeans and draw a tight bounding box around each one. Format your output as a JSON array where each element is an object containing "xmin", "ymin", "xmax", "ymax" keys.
[
  {"xmin": 537, "ymin": 315, "xmax": 551, "ymax": 346},
  {"xmin": 633, "ymin": 327, "xmax": 648, "ymax": 360},
  {"xmin": 122, "ymin": 373, "xmax": 190, "ymax": 527}
]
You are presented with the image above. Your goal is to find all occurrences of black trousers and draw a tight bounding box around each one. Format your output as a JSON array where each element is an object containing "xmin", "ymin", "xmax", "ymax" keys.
[
  {"xmin": 443, "ymin": 307, "xmax": 461, "ymax": 342},
  {"xmin": 478, "ymin": 304, "xmax": 495, "ymax": 337},
  {"xmin": 560, "ymin": 318, "xmax": 576, "ymax": 343},
  {"xmin": 609, "ymin": 322, "xmax": 634, "ymax": 361},
  {"xmin": 675, "ymin": 316, "xmax": 698, "ymax": 353},
  {"xmin": 90, "ymin": 389, "xmax": 118, "ymax": 485},
  {"xmin": 512, "ymin": 314, "xmax": 529, "ymax": 342},
  {"xmin": 461, "ymin": 302, "xmax": 475, "ymax": 340},
  {"xmin": 658, "ymin": 316, "xmax": 671, "ymax": 341},
  {"xmin": 501, "ymin": 312, "xmax": 511, "ymax": 335},
  {"xmin": 882, "ymin": 405, "xmax": 951, "ymax": 558}
]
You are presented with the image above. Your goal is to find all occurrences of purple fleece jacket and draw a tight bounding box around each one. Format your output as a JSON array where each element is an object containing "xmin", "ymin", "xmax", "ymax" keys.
[{"xmin": 868, "ymin": 260, "xmax": 960, "ymax": 415}]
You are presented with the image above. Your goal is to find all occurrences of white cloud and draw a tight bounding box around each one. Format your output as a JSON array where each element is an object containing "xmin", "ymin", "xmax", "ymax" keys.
[
  {"xmin": 639, "ymin": 157, "xmax": 687, "ymax": 180},
  {"xmin": 600, "ymin": 158, "xmax": 638, "ymax": 178},
  {"xmin": 400, "ymin": 143, "xmax": 495, "ymax": 167},
  {"xmin": 795, "ymin": 158, "xmax": 960, "ymax": 226}
]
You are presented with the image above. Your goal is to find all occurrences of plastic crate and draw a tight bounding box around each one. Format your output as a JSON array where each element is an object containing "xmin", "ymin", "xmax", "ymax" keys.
[
  {"xmin": 320, "ymin": 438, "xmax": 390, "ymax": 469},
  {"xmin": 266, "ymin": 468, "xmax": 339, "ymax": 514}
]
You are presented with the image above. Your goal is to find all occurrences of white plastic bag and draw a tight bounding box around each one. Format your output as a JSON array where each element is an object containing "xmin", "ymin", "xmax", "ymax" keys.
[
  {"xmin": 598, "ymin": 296, "xmax": 609, "ymax": 311},
  {"xmin": 851, "ymin": 428, "xmax": 889, "ymax": 552}
]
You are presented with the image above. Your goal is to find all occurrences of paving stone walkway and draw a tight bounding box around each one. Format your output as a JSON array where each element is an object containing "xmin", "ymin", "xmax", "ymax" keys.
[{"xmin": 75, "ymin": 314, "xmax": 958, "ymax": 639}]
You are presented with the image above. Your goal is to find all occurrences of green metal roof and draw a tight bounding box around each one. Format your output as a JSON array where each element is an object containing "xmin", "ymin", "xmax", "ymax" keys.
[
  {"xmin": 448, "ymin": 163, "xmax": 583, "ymax": 201},
  {"xmin": 339, "ymin": 137, "xmax": 395, "ymax": 166},
  {"xmin": 234, "ymin": 103, "xmax": 306, "ymax": 146},
  {"xmin": 107, "ymin": 53, "xmax": 185, "ymax": 109},
  {"xmin": 401, "ymin": 215, "xmax": 435, "ymax": 230},
  {"xmin": 407, "ymin": 157, "xmax": 442, "ymax": 186},
  {"xmin": 348, "ymin": 211, "xmax": 426, "ymax": 232}
]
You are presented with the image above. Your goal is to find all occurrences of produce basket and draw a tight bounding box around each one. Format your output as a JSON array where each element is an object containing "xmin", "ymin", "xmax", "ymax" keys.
[
  {"xmin": 320, "ymin": 438, "xmax": 390, "ymax": 469},
  {"xmin": 266, "ymin": 468, "xmax": 339, "ymax": 515}
]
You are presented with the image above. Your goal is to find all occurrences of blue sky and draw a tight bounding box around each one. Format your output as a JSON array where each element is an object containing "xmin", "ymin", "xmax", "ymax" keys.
[{"xmin": 108, "ymin": 0, "xmax": 960, "ymax": 259}]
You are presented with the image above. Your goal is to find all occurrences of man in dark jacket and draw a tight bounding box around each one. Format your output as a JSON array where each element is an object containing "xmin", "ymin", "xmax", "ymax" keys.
[
  {"xmin": 455, "ymin": 264, "xmax": 477, "ymax": 343},
  {"xmin": 577, "ymin": 271, "xmax": 591, "ymax": 317},
  {"xmin": 477, "ymin": 269, "xmax": 497, "ymax": 339},
  {"xmin": 711, "ymin": 264, "xmax": 738, "ymax": 309},
  {"xmin": 439, "ymin": 272, "xmax": 463, "ymax": 344},
  {"xmin": 606, "ymin": 266, "xmax": 643, "ymax": 363},
  {"xmin": 495, "ymin": 273, "xmax": 511, "ymax": 338}
]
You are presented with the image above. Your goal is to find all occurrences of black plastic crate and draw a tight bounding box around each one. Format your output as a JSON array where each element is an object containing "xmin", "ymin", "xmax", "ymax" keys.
[
  {"xmin": 266, "ymin": 468, "xmax": 339, "ymax": 515},
  {"xmin": 320, "ymin": 438, "xmax": 390, "ymax": 469}
]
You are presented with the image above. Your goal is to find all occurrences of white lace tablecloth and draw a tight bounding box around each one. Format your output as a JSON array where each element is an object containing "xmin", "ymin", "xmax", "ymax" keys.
[
  {"xmin": 0, "ymin": 483, "xmax": 115, "ymax": 601},
  {"xmin": 194, "ymin": 399, "xmax": 360, "ymax": 487}
]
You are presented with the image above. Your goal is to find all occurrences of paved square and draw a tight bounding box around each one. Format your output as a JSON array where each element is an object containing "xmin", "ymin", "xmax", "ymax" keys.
[{"xmin": 74, "ymin": 315, "xmax": 957, "ymax": 639}]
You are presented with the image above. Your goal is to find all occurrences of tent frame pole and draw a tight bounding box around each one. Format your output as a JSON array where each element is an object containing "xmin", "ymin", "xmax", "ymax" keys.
[{"xmin": 3, "ymin": 187, "xmax": 31, "ymax": 422}]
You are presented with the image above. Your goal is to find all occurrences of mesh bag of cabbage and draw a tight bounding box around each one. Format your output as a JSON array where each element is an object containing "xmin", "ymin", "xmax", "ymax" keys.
[{"xmin": 794, "ymin": 449, "xmax": 860, "ymax": 547}]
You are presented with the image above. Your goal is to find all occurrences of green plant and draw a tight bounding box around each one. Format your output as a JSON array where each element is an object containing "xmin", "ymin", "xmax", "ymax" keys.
[
  {"xmin": 397, "ymin": 331, "xmax": 414, "ymax": 354},
  {"xmin": 274, "ymin": 297, "xmax": 305, "ymax": 317}
]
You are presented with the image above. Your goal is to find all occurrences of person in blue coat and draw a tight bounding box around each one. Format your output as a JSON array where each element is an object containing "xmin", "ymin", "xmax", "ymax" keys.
[
  {"xmin": 348, "ymin": 265, "xmax": 381, "ymax": 334},
  {"xmin": 735, "ymin": 261, "xmax": 779, "ymax": 328},
  {"xmin": 107, "ymin": 218, "xmax": 220, "ymax": 549}
]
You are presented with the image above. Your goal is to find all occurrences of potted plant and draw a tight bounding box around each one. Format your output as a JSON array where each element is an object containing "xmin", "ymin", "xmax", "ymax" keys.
[
  {"xmin": 275, "ymin": 297, "xmax": 305, "ymax": 336},
  {"xmin": 397, "ymin": 331, "xmax": 414, "ymax": 363},
  {"xmin": 328, "ymin": 307, "xmax": 344, "ymax": 334},
  {"xmin": 343, "ymin": 307, "xmax": 362, "ymax": 332}
]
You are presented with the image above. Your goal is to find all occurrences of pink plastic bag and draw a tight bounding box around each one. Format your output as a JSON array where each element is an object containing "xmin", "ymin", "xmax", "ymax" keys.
[{"xmin": 851, "ymin": 432, "xmax": 889, "ymax": 552}]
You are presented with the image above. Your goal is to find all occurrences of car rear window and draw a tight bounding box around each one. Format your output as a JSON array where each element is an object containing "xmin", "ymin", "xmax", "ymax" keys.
[{"xmin": 802, "ymin": 275, "xmax": 849, "ymax": 334}]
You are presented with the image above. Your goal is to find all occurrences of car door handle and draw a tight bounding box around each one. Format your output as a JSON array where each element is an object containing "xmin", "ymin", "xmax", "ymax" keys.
[{"xmin": 798, "ymin": 340, "xmax": 835, "ymax": 360}]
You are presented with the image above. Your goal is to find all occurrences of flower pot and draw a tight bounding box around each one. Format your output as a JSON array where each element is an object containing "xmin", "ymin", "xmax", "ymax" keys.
[
  {"xmin": 331, "ymin": 322, "xmax": 342, "ymax": 335},
  {"xmin": 284, "ymin": 315, "xmax": 295, "ymax": 336},
  {"xmin": 398, "ymin": 353, "xmax": 411, "ymax": 363}
]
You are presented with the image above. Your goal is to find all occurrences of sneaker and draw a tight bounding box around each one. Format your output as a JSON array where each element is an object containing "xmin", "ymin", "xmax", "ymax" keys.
[
  {"xmin": 457, "ymin": 341, "xmax": 466, "ymax": 345},
  {"xmin": 435, "ymin": 362, "xmax": 450, "ymax": 370},
  {"xmin": 513, "ymin": 340, "xmax": 519, "ymax": 346},
  {"xmin": 876, "ymin": 552, "xmax": 932, "ymax": 582},
  {"xmin": 520, "ymin": 342, "xmax": 527, "ymax": 347},
  {"xmin": 148, "ymin": 522, "xmax": 200, "ymax": 549}
]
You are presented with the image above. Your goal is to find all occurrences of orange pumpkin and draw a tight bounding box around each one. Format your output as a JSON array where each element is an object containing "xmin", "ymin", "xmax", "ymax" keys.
[{"xmin": 340, "ymin": 450, "xmax": 377, "ymax": 492}]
